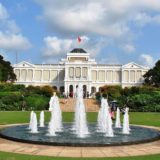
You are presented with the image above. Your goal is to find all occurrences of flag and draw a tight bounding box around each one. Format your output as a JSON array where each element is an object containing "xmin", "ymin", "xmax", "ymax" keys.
[{"xmin": 77, "ymin": 36, "xmax": 81, "ymax": 43}]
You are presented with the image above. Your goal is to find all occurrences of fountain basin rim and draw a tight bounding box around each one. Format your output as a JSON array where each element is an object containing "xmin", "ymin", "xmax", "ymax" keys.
[{"xmin": 0, "ymin": 123, "xmax": 160, "ymax": 147}]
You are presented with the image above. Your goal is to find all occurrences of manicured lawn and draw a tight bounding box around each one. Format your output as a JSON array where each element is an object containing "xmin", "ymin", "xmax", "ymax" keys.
[
  {"xmin": 0, "ymin": 111, "xmax": 160, "ymax": 127},
  {"xmin": 0, "ymin": 152, "xmax": 159, "ymax": 160},
  {"xmin": 0, "ymin": 111, "xmax": 159, "ymax": 160}
]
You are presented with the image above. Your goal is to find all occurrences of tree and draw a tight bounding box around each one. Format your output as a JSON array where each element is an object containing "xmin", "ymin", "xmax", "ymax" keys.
[
  {"xmin": 143, "ymin": 60, "xmax": 160, "ymax": 87},
  {"xmin": 0, "ymin": 55, "xmax": 16, "ymax": 82}
]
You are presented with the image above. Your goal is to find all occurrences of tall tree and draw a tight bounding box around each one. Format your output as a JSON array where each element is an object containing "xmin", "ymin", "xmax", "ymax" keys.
[
  {"xmin": 0, "ymin": 55, "xmax": 16, "ymax": 82},
  {"xmin": 143, "ymin": 60, "xmax": 160, "ymax": 87}
]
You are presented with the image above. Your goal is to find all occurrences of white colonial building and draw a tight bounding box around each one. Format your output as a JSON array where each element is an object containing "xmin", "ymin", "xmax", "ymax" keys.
[{"xmin": 13, "ymin": 48, "xmax": 149, "ymax": 97}]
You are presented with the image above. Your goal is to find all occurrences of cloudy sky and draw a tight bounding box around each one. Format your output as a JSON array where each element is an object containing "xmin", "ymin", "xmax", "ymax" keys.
[{"xmin": 0, "ymin": 0, "xmax": 160, "ymax": 67}]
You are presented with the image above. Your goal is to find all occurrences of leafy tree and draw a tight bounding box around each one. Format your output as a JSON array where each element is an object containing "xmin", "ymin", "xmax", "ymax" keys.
[
  {"xmin": 143, "ymin": 60, "xmax": 160, "ymax": 87},
  {"xmin": 0, "ymin": 55, "xmax": 16, "ymax": 82}
]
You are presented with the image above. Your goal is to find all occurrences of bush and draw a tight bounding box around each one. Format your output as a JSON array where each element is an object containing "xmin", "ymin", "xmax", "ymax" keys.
[
  {"xmin": 0, "ymin": 93, "xmax": 23, "ymax": 110},
  {"xmin": 25, "ymin": 85, "xmax": 57, "ymax": 97},
  {"xmin": 24, "ymin": 95, "xmax": 49, "ymax": 110},
  {"xmin": 0, "ymin": 83, "xmax": 25, "ymax": 92},
  {"xmin": 40, "ymin": 85, "xmax": 54, "ymax": 97},
  {"xmin": 99, "ymin": 85, "xmax": 122, "ymax": 101}
]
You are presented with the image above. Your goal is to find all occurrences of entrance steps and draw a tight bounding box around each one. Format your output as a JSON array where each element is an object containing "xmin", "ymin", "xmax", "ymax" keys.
[{"xmin": 59, "ymin": 98, "xmax": 100, "ymax": 112}]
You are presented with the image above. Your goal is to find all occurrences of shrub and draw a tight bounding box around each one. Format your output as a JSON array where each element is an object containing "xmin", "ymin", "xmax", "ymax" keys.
[
  {"xmin": 0, "ymin": 93, "xmax": 23, "ymax": 110},
  {"xmin": 25, "ymin": 85, "xmax": 57, "ymax": 97},
  {"xmin": 24, "ymin": 95, "xmax": 49, "ymax": 110},
  {"xmin": 100, "ymin": 85, "xmax": 122, "ymax": 101},
  {"xmin": 40, "ymin": 85, "xmax": 54, "ymax": 97},
  {"xmin": 0, "ymin": 83, "xmax": 25, "ymax": 92}
]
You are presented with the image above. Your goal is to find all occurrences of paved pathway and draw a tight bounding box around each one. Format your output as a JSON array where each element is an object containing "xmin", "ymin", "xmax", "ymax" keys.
[{"xmin": 0, "ymin": 125, "xmax": 160, "ymax": 158}]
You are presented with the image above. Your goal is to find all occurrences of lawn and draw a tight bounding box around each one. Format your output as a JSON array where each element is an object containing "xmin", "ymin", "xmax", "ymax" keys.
[
  {"xmin": 0, "ymin": 111, "xmax": 160, "ymax": 127},
  {"xmin": 0, "ymin": 152, "xmax": 160, "ymax": 160},
  {"xmin": 0, "ymin": 111, "xmax": 159, "ymax": 160}
]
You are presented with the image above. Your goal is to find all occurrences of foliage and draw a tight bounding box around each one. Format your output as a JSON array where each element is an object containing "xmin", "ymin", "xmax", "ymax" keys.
[
  {"xmin": 143, "ymin": 60, "xmax": 160, "ymax": 87},
  {"xmin": 0, "ymin": 93, "xmax": 23, "ymax": 111},
  {"xmin": 0, "ymin": 83, "xmax": 25, "ymax": 91},
  {"xmin": 0, "ymin": 55, "xmax": 16, "ymax": 82},
  {"xmin": 97, "ymin": 85, "xmax": 122, "ymax": 101},
  {"xmin": 25, "ymin": 85, "xmax": 58, "ymax": 97},
  {"xmin": 0, "ymin": 84, "xmax": 58, "ymax": 111},
  {"xmin": 24, "ymin": 95, "xmax": 49, "ymax": 110},
  {"xmin": 96, "ymin": 85, "xmax": 160, "ymax": 112}
]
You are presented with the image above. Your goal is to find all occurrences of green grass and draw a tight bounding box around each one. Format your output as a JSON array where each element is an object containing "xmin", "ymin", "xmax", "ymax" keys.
[
  {"xmin": 0, "ymin": 152, "xmax": 159, "ymax": 160},
  {"xmin": 0, "ymin": 111, "xmax": 159, "ymax": 160},
  {"xmin": 0, "ymin": 111, "xmax": 160, "ymax": 127}
]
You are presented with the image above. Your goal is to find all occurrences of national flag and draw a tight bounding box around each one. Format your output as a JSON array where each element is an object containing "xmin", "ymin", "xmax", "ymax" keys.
[{"xmin": 77, "ymin": 36, "xmax": 81, "ymax": 43}]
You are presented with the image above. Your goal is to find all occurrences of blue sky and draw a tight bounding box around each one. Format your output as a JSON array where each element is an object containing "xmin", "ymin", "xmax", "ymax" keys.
[{"xmin": 0, "ymin": 0, "xmax": 160, "ymax": 67}]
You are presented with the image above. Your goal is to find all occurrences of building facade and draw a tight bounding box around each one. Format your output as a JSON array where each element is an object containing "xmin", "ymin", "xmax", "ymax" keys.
[{"xmin": 13, "ymin": 48, "xmax": 149, "ymax": 96}]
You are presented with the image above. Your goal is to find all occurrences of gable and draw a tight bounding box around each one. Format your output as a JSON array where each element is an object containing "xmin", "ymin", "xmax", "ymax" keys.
[
  {"xmin": 122, "ymin": 62, "xmax": 148, "ymax": 69},
  {"xmin": 14, "ymin": 61, "xmax": 35, "ymax": 68}
]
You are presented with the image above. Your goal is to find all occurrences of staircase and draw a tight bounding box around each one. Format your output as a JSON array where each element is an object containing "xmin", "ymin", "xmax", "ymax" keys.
[{"xmin": 59, "ymin": 98, "xmax": 100, "ymax": 112}]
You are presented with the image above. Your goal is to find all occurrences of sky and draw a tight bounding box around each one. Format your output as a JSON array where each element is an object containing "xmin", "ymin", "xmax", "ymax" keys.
[{"xmin": 0, "ymin": 0, "xmax": 160, "ymax": 67}]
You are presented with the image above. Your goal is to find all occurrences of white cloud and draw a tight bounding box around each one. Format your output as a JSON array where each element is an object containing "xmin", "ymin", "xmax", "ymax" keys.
[
  {"xmin": 0, "ymin": 3, "xmax": 8, "ymax": 20},
  {"xmin": 134, "ymin": 12, "xmax": 160, "ymax": 26},
  {"xmin": 140, "ymin": 54, "xmax": 154, "ymax": 67},
  {"xmin": 42, "ymin": 36, "xmax": 107, "ymax": 62},
  {"xmin": 35, "ymin": 0, "xmax": 160, "ymax": 59},
  {"xmin": 122, "ymin": 44, "xmax": 136, "ymax": 53},
  {"xmin": 43, "ymin": 36, "xmax": 73, "ymax": 57},
  {"xmin": 0, "ymin": 3, "xmax": 31, "ymax": 52},
  {"xmin": 36, "ymin": 0, "xmax": 160, "ymax": 38},
  {"xmin": 0, "ymin": 32, "xmax": 31, "ymax": 52}
]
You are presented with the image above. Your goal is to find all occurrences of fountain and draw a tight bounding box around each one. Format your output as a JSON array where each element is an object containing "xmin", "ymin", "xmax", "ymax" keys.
[
  {"xmin": 73, "ymin": 84, "xmax": 89, "ymax": 138},
  {"xmin": 29, "ymin": 111, "xmax": 34, "ymax": 129},
  {"xmin": 39, "ymin": 111, "xmax": 45, "ymax": 127},
  {"xmin": 106, "ymin": 108, "xmax": 114, "ymax": 137},
  {"xmin": 0, "ymin": 91, "xmax": 159, "ymax": 147},
  {"xmin": 30, "ymin": 112, "xmax": 38, "ymax": 133},
  {"xmin": 123, "ymin": 107, "xmax": 130, "ymax": 134},
  {"xmin": 97, "ymin": 98, "xmax": 114, "ymax": 137},
  {"xmin": 48, "ymin": 93, "xmax": 62, "ymax": 136},
  {"xmin": 115, "ymin": 107, "xmax": 121, "ymax": 128},
  {"xmin": 97, "ymin": 98, "xmax": 108, "ymax": 132}
]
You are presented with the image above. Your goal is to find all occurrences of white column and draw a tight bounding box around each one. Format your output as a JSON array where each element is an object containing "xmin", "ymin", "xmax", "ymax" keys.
[
  {"xmin": 134, "ymin": 70, "xmax": 136, "ymax": 82},
  {"xmin": 121, "ymin": 69, "xmax": 123, "ymax": 83},
  {"xmin": 96, "ymin": 86, "xmax": 99, "ymax": 92},
  {"xmin": 129, "ymin": 70, "xmax": 130, "ymax": 83},
  {"xmin": 66, "ymin": 67, "xmax": 68, "ymax": 80},
  {"xmin": 41, "ymin": 70, "xmax": 43, "ymax": 82},
  {"xmin": 65, "ymin": 83, "xmax": 68, "ymax": 95},
  {"xmin": 73, "ymin": 84, "xmax": 77, "ymax": 98},
  {"xmin": 105, "ymin": 70, "xmax": 107, "ymax": 82},
  {"xmin": 112, "ymin": 70, "xmax": 115, "ymax": 83},
  {"xmin": 88, "ymin": 67, "xmax": 90, "ymax": 81},
  {"xmin": 32, "ymin": 69, "xmax": 35, "ymax": 82},
  {"xmin": 25, "ymin": 69, "xmax": 28, "ymax": 82},
  {"xmin": 81, "ymin": 67, "xmax": 82, "ymax": 80},
  {"xmin": 112, "ymin": 70, "xmax": 114, "ymax": 83},
  {"xmin": 58, "ymin": 70, "xmax": 59, "ymax": 82},
  {"xmin": 49, "ymin": 70, "xmax": 51, "ymax": 82},
  {"xmin": 19, "ymin": 69, "xmax": 21, "ymax": 81},
  {"xmin": 74, "ymin": 67, "xmax": 76, "ymax": 80},
  {"xmin": 48, "ymin": 69, "xmax": 50, "ymax": 82}
]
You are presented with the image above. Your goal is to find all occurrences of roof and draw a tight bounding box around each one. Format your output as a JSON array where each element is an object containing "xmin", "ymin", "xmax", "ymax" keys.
[{"xmin": 70, "ymin": 48, "xmax": 87, "ymax": 53}]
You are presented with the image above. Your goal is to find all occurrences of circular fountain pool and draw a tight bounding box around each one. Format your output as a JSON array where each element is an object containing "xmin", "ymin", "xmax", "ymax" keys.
[{"xmin": 0, "ymin": 123, "xmax": 159, "ymax": 146}]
